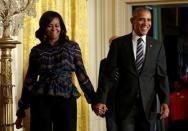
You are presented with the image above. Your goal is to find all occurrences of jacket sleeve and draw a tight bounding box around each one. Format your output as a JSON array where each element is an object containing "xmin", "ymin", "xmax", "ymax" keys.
[
  {"xmin": 73, "ymin": 43, "xmax": 96, "ymax": 104},
  {"xmin": 97, "ymin": 40, "xmax": 119, "ymax": 104},
  {"xmin": 16, "ymin": 47, "xmax": 39, "ymax": 118},
  {"xmin": 155, "ymin": 43, "xmax": 169, "ymax": 104},
  {"xmin": 97, "ymin": 59, "xmax": 119, "ymax": 104}
]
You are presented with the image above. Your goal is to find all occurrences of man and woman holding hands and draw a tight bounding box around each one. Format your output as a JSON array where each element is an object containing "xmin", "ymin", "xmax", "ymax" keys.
[{"xmin": 16, "ymin": 6, "xmax": 169, "ymax": 131}]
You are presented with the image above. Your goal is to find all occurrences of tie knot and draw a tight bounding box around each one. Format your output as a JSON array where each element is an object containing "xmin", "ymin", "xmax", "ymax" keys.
[{"xmin": 137, "ymin": 38, "xmax": 143, "ymax": 43}]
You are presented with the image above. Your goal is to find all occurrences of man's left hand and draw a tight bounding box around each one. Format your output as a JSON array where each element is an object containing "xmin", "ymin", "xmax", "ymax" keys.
[{"xmin": 160, "ymin": 103, "xmax": 169, "ymax": 119}]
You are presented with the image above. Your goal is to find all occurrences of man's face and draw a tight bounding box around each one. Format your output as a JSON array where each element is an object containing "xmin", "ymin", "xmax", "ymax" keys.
[{"xmin": 131, "ymin": 11, "xmax": 151, "ymax": 36}]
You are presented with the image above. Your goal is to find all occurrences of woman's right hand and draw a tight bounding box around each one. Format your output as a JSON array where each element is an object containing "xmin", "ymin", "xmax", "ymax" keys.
[{"xmin": 15, "ymin": 117, "xmax": 23, "ymax": 129}]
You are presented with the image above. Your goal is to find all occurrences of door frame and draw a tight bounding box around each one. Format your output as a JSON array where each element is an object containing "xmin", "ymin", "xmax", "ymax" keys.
[{"xmin": 115, "ymin": 0, "xmax": 188, "ymax": 35}]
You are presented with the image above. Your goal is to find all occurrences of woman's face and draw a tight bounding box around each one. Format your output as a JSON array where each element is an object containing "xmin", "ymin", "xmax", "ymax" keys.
[{"xmin": 46, "ymin": 17, "xmax": 61, "ymax": 42}]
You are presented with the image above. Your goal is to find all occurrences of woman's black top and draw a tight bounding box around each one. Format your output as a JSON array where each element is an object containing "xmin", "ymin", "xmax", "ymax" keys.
[{"xmin": 16, "ymin": 40, "xmax": 95, "ymax": 118}]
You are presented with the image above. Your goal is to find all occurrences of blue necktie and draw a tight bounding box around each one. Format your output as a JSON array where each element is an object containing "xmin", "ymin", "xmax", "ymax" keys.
[{"xmin": 135, "ymin": 38, "xmax": 144, "ymax": 73}]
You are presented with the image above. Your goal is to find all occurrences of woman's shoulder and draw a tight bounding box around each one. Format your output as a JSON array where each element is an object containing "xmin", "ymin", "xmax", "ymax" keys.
[
  {"xmin": 63, "ymin": 40, "xmax": 80, "ymax": 49},
  {"xmin": 30, "ymin": 43, "xmax": 44, "ymax": 54},
  {"xmin": 31, "ymin": 43, "xmax": 43, "ymax": 49}
]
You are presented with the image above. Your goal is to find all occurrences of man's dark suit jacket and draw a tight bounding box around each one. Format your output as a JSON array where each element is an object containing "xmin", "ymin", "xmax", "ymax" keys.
[
  {"xmin": 97, "ymin": 33, "xmax": 169, "ymax": 120},
  {"xmin": 97, "ymin": 58, "xmax": 118, "ymax": 108},
  {"xmin": 97, "ymin": 58, "xmax": 118, "ymax": 131}
]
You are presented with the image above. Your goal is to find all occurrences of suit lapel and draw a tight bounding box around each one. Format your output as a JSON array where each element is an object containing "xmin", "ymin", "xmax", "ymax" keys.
[
  {"xmin": 122, "ymin": 34, "xmax": 153, "ymax": 75},
  {"xmin": 125, "ymin": 34, "xmax": 138, "ymax": 74},
  {"xmin": 127, "ymin": 34, "xmax": 135, "ymax": 63},
  {"xmin": 141, "ymin": 36, "xmax": 153, "ymax": 73}
]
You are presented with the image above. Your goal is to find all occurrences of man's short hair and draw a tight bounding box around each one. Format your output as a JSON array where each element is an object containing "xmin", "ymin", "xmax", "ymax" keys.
[{"xmin": 132, "ymin": 6, "xmax": 151, "ymax": 17}]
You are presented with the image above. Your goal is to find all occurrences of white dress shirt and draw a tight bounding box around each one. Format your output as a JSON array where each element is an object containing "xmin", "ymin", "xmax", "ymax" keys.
[{"xmin": 132, "ymin": 31, "xmax": 146, "ymax": 60}]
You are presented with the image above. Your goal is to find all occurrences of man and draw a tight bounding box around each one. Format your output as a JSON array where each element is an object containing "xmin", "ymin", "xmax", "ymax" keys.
[
  {"xmin": 96, "ymin": 35, "xmax": 119, "ymax": 131},
  {"xmin": 94, "ymin": 6, "xmax": 169, "ymax": 131}
]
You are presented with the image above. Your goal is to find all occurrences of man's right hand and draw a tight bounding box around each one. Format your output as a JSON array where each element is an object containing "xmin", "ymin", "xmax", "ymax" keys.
[
  {"xmin": 15, "ymin": 117, "xmax": 23, "ymax": 129},
  {"xmin": 93, "ymin": 103, "xmax": 108, "ymax": 117}
]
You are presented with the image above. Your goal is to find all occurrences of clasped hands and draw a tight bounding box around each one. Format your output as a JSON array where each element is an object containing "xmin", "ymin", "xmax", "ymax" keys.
[{"xmin": 93, "ymin": 103, "xmax": 108, "ymax": 117}]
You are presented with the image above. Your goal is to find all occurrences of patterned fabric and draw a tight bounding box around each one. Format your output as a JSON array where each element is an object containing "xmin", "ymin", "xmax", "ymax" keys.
[
  {"xmin": 135, "ymin": 38, "xmax": 144, "ymax": 73},
  {"xmin": 17, "ymin": 40, "xmax": 95, "ymax": 117}
]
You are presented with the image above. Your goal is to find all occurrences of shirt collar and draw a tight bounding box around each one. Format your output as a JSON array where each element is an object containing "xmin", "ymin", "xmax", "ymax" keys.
[{"xmin": 132, "ymin": 31, "xmax": 146, "ymax": 43}]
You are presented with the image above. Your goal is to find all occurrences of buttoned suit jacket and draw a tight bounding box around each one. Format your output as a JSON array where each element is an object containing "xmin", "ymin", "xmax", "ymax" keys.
[{"xmin": 98, "ymin": 33, "xmax": 169, "ymax": 120}]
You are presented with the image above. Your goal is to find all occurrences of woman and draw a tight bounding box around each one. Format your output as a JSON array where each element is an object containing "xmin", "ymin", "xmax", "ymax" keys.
[{"xmin": 15, "ymin": 11, "xmax": 96, "ymax": 131}]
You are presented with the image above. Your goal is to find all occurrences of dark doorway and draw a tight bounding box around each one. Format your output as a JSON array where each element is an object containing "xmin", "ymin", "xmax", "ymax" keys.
[
  {"xmin": 161, "ymin": 6, "xmax": 188, "ymax": 131},
  {"xmin": 161, "ymin": 6, "xmax": 188, "ymax": 85}
]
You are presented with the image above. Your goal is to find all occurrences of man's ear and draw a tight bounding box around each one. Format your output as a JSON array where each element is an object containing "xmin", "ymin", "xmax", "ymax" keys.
[{"xmin": 130, "ymin": 17, "xmax": 134, "ymax": 24}]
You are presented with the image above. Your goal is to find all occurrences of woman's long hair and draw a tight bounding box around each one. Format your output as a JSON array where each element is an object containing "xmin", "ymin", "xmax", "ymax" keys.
[{"xmin": 35, "ymin": 11, "xmax": 69, "ymax": 43}]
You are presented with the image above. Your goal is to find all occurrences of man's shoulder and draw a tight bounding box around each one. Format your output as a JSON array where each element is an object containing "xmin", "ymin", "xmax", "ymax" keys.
[
  {"xmin": 146, "ymin": 36, "xmax": 163, "ymax": 48},
  {"xmin": 110, "ymin": 33, "xmax": 132, "ymax": 47},
  {"xmin": 100, "ymin": 58, "xmax": 107, "ymax": 66},
  {"xmin": 114, "ymin": 33, "xmax": 131, "ymax": 41},
  {"xmin": 147, "ymin": 36, "xmax": 161, "ymax": 43}
]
